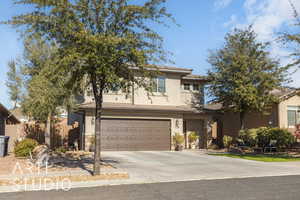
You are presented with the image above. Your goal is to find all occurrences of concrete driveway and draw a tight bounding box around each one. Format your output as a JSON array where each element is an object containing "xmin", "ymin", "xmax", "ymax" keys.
[{"xmin": 102, "ymin": 151, "xmax": 300, "ymax": 183}]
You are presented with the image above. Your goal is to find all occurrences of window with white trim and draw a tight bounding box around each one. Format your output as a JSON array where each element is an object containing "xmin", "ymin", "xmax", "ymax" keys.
[
  {"xmin": 151, "ymin": 76, "xmax": 166, "ymax": 93},
  {"xmin": 193, "ymin": 84, "xmax": 199, "ymax": 91},
  {"xmin": 111, "ymin": 84, "xmax": 120, "ymax": 92},
  {"xmin": 287, "ymin": 106, "xmax": 300, "ymax": 127},
  {"xmin": 183, "ymin": 83, "xmax": 190, "ymax": 91}
]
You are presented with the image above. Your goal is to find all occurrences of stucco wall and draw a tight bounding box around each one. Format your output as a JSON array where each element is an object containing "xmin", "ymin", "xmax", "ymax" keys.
[
  {"xmin": 135, "ymin": 73, "xmax": 182, "ymax": 106},
  {"xmin": 180, "ymin": 91, "xmax": 202, "ymax": 106},
  {"xmin": 181, "ymin": 80, "xmax": 204, "ymax": 106},
  {"xmin": 278, "ymin": 95, "xmax": 300, "ymax": 129},
  {"xmin": 84, "ymin": 73, "xmax": 204, "ymax": 107},
  {"xmin": 218, "ymin": 106, "xmax": 277, "ymax": 138},
  {"xmin": 5, "ymin": 124, "xmax": 22, "ymax": 152},
  {"xmin": 212, "ymin": 96, "xmax": 300, "ymax": 139},
  {"xmin": 84, "ymin": 91, "xmax": 132, "ymax": 104},
  {"xmin": 85, "ymin": 110, "xmax": 184, "ymax": 137}
]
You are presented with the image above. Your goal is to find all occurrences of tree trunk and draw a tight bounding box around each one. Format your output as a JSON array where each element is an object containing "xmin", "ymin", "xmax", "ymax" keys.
[
  {"xmin": 216, "ymin": 118, "xmax": 224, "ymax": 148},
  {"xmin": 93, "ymin": 88, "xmax": 103, "ymax": 176},
  {"xmin": 240, "ymin": 111, "xmax": 245, "ymax": 131},
  {"xmin": 45, "ymin": 112, "xmax": 52, "ymax": 148}
]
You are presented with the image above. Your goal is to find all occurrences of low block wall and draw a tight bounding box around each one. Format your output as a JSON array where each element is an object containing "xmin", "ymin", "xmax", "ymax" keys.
[
  {"xmin": 5, "ymin": 124, "xmax": 22, "ymax": 152},
  {"xmin": 5, "ymin": 119, "xmax": 79, "ymax": 153}
]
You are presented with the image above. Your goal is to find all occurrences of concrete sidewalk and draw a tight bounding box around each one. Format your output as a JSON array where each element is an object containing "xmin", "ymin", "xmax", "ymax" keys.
[
  {"xmin": 2, "ymin": 151, "xmax": 300, "ymax": 193},
  {"xmin": 0, "ymin": 167, "xmax": 128, "ymax": 193},
  {"xmin": 0, "ymin": 167, "xmax": 126, "ymax": 179}
]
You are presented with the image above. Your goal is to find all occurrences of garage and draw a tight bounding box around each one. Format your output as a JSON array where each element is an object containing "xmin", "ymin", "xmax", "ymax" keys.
[{"xmin": 100, "ymin": 118, "xmax": 171, "ymax": 151}]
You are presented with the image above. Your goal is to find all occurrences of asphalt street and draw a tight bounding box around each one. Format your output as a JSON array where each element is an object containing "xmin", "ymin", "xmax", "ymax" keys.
[{"xmin": 1, "ymin": 175, "xmax": 300, "ymax": 200}]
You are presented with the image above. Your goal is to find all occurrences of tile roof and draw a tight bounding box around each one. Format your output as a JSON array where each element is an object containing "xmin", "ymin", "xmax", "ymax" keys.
[
  {"xmin": 271, "ymin": 88, "xmax": 299, "ymax": 100},
  {"xmin": 204, "ymin": 88, "xmax": 300, "ymax": 111}
]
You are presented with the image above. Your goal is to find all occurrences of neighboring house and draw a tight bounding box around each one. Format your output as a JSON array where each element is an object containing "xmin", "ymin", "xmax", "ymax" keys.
[
  {"xmin": 206, "ymin": 88, "xmax": 300, "ymax": 141},
  {"xmin": 10, "ymin": 107, "xmax": 68, "ymax": 122},
  {"xmin": 10, "ymin": 107, "xmax": 30, "ymax": 123},
  {"xmin": 9, "ymin": 107, "xmax": 77, "ymax": 151},
  {"xmin": 0, "ymin": 104, "xmax": 20, "ymax": 135},
  {"xmin": 0, "ymin": 105, "xmax": 20, "ymax": 152},
  {"xmin": 73, "ymin": 66, "xmax": 210, "ymax": 151}
]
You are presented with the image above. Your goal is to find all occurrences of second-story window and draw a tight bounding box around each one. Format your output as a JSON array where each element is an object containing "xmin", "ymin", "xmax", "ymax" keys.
[
  {"xmin": 193, "ymin": 84, "xmax": 199, "ymax": 91},
  {"xmin": 111, "ymin": 84, "xmax": 120, "ymax": 92},
  {"xmin": 184, "ymin": 83, "xmax": 190, "ymax": 91},
  {"xmin": 152, "ymin": 76, "xmax": 166, "ymax": 93}
]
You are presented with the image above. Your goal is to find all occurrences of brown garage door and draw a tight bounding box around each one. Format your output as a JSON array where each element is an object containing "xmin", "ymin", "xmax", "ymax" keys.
[{"xmin": 101, "ymin": 119, "xmax": 171, "ymax": 151}]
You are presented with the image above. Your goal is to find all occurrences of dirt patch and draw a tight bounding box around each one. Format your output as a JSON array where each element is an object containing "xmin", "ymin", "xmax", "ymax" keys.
[
  {"xmin": 45, "ymin": 151, "xmax": 114, "ymax": 173},
  {"xmin": 0, "ymin": 155, "xmax": 28, "ymax": 176},
  {"xmin": 0, "ymin": 152, "xmax": 113, "ymax": 176}
]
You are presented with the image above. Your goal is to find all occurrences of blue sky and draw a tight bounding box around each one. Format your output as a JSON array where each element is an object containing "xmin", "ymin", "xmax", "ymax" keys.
[{"xmin": 0, "ymin": 0, "xmax": 299, "ymax": 109}]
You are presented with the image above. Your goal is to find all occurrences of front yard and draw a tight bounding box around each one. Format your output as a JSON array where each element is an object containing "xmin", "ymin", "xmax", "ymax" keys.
[
  {"xmin": 0, "ymin": 151, "xmax": 128, "ymax": 187},
  {"xmin": 0, "ymin": 151, "xmax": 112, "ymax": 176},
  {"xmin": 209, "ymin": 153, "xmax": 300, "ymax": 162}
]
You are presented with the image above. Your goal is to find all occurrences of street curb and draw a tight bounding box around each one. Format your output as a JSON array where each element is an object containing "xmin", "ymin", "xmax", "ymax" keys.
[{"xmin": 1, "ymin": 172, "xmax": 300, "ymax": 194}]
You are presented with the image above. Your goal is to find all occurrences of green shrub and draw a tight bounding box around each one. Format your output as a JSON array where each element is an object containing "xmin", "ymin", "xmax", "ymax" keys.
[
  {"xmin": 55, "ymin": 146, "xmax": 67, "ymax": 153},
  {"xmin": 256, "ymin": 127, "xmax": 295, "ymax": 149},
  {"xmin": 188, "ymin": 132, "xmax": 199, "ymax": 144},
  {"xmin": 255, "ymin": 127, "xmax": 270, "ymax": 148},
  {"xmin": 268, "ymin": 128, "xmax": 295, "ymax": 149},
  {"xmin": 14, "ymin": 138, "xmax": 38, "ymax": 157},
  {"xmin": 173, "ymin": 133, "xmax": 184, "ymax": 145},
  {"xmin": 223, "ymin": 135, "xmax": 233, "ymax": 148},
  {"xmin": 239, "ymin": 128, "xmax": 259, "ymax": 147}
]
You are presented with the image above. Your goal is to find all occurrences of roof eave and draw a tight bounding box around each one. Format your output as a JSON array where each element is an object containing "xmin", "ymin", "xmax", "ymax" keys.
[
  {"xmin": 0, "ymin": 104, "xmax": 21, "ymax": 124},
  {"xmin": 79, "ymin": 104, "xmax": 205, "ymax": 114},
  {"xmin": 148, "ymin": 68, "xmax": 192, "ymax": 74},
  {"xmin": 278, "ymin": 90, "xmax": 300, "ymax": 102},
  {"xmin": 182, "ymin": 77, "xmax": 209, "ymax": 81}
]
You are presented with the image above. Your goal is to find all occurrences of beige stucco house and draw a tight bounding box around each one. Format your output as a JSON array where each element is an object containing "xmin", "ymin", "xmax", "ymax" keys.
[
  {"xmin": 206, "ymin": 88, "xmax": 300, "ymax": 143},
  {"xmin": 73, "ymin": 66, "xmax": 211, "ymax": 151},
  {"xmin": 0, "ymin": 103, "xmax": 20, "ymax": 136}
]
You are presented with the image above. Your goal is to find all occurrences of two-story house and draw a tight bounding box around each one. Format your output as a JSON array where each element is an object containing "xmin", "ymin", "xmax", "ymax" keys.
[{"xmin": 74, "ymin": 66, "xmax": 210, "ymax": 151}]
